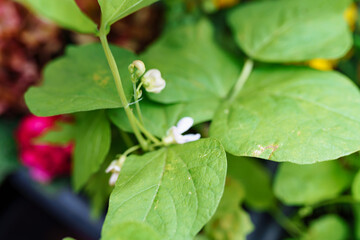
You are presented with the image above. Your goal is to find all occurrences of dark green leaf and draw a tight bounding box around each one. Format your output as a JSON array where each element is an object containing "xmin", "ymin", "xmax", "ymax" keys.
[
  {"xmin": 25, "ymin": 44, "xmax": 136, "ymax": 117},
  {"xmin": 21, "ymin": 0, "xmax": 97, "ymax": 34},
  {"xmin": 0, "ymin": 120, "xmax": 18, "ymax": 183},
  {"xmin": 102, "ymin": 138, "xmax": 227, "ymax": 240},
  {"xmin": 210, "ymin": 67, "xmax": 360, "ymax": 164},
  {"xmin": 227, "ymin": 155, "xmax": 275, "ymax": 210},
  {"xmin": 274, "ymin": 160, "xmax": 353, "ymax": 205},
  {"xmin": 85, "ymin": 130, "xmax": 128, "ymax": 218},
  {"xmin": 228, "ymin": 0, "xmax": 352, "ymax": 62},
  {"xmin": 352, "ymin": 170, "xmax": 360, "ymax": 201},
  {"xmin": 73, "ymin": 111, "xmax": 111, "ymax": 191},
  {"xmin": 204, "ymin": 178, "xmax": 253, "ymax": 240}
]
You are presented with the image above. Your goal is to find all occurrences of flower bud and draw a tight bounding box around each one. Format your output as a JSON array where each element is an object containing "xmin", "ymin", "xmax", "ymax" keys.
[
  {"xmin": 141, "ymin": 69, "xmax": 166, "ymax": 93},
  {"xmin": 128, "ymin": 60, "xmax": 146, "ymax": 82}
]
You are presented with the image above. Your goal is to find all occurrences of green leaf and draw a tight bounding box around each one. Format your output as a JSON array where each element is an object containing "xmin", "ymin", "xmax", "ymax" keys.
[
  {"xmin": 36, "ymin": 122, "xmax": 75, "ymax": 145},
  {"xmin": 108, "ymin": 98, "xmax": 217, "ymax": 138},
  {"xmin": 73, "ymin": 111, "xmax": 111, "ymax": 191},
  {"xmin": 210, "ymin": 67, "xmax": 360, "ymax": 164},
  {"xmin": 62, "ymin": 238, "xmax": 76, "ymax": 240},
  {"xmin": 25, "ymin": 44, "xmax": 136, "ymax": 117},
  {"xmin": 227, "ymin": 155, "xmax": 275, "ymax": 210},
  {"xmin": 354, "ymin": 204, "xmax": 360, "ymax": 240},
  {"xmin": 21, "ymin": 0, "xmax": 97, "ymax": 34},
  {"xmin": 84, "ymin": 160, "xmax": 114, "ymax": 218},
  {"xmin": 102, "ymin": 221, "xmax": 161, "ymax": 240},
  {"xmin": 204, "ymin": 178, "xmax": 254, "ymax": 240},
  {"xmin": 352, "ymin": 170, "xmax": 360, "ymax": 201},
  {"xmin": 98, "ymin": 0, "xmax": 158, "ymax": 31},
  {"xmin": 85, "ymin": 130, "xmax": 128, "ymax": 218},
  {"xmin": 194, "ymin": 235, "xmax": 211, "ymax": 240},
  {"xmin": 101, "ymin": 138, "xmax": 227, "ymax": 240},
  {"xmin": 141, "ymin": 19, "xmax": 241, "ymax": 104},
  {"xmin": 0, "ymin": 120, "xmax": 18, "ymax": 183},
  {"xmin": 227, "ymin": 0, "xmax": 352, "ymax": 62},
  {"xmin": 301, "ymin": 215, "xmax": 349, "ymax": 240},
  {"xmin": 274, "ymin": 160, "xmax": 353, "ymax": 205}
]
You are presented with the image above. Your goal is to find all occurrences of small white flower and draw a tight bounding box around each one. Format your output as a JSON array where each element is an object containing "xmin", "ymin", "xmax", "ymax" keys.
[
  {"xmin": 105, "ymin": 155, "xmax": 126, "ymax": 186},
  {"xmin": 142, "ymin": 69, "xmax": 166, "ymax": 93},
  {"xmin": 162, "ymin": 117, "xmax": 201, "ymax": 145}
]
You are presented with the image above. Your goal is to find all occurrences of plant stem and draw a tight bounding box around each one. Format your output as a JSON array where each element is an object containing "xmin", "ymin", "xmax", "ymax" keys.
[
  {"xmin": 99, "ymin": 32, "xmax": 147, "ymax": 150},
  {"xmin": 310, "ymin": 195, "xmax": 358, "ymax": 209},
  {"xmin": 133, "ymin": 117, "xmax": 161, "ymax": 144},
  {"xmin": 271, "ymin": 210, "xmax": 305, "ymax": 238},
  {"xmin": 123, "ymin": 145, "xmax": 141, "ymax": 157},
  {"xmin": 133, "ymin": 82, "xmax": 145, "ymax": 125},
  {"xmin": 228, "ymin": 59, "xmax": 254, "ymax": 102}
]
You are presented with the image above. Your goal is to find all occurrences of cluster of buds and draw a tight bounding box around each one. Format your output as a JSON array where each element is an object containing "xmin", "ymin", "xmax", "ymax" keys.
[{"xmin": 128, "ymin": 60, "xmax": 166, "ymax": 95}]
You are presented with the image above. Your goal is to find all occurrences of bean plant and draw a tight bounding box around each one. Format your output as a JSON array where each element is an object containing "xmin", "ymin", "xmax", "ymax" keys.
[{"xmin": 20, "ymin": 0, "xmax": 360, "ymax": 239}]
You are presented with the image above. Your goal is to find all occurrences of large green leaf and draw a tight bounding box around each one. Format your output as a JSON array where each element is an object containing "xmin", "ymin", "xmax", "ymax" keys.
[
  {"xmin": 98, "ymin": 0, "xmax": 158, "ymax": 31},
  {"xmin": 210, "ymin": 67, "xmax": 360, "ymax": 164},
  {"xmin": 108, "ymin": 98, "xmax": 217, "ymax": 138},
  {"xmin": 227, "ymin": 0, "xmax": 352, "ymax": 62},
  {"xmin": 73, "ymin": 111, "xmax": 111, "ymax": 191},
  {"xmin": 352, "ymin": 170, "xmax": 360, "ymax": 201},
  {"xmin": 141, "ymin": 19, "xmax": 242, "ymax": 104},
  {"xmin": 21, "ymin": 0, "xmax": 97, "ymax": 34},
  {"xmin": 102, "ymin": 222, "xmax": 161, "ymax": 240},
  {"xmin": 0, "ymin": 120, "xmax": 18, "ymax": 183},
  {"xmin": 101, "ymin": 138, "xmax": 227, "ymax": 240},
  {"xmin": 227, "ymin": 155, "xmax": 275, "ymax": 210},
  {"xmin": 274, "ymin": 160, "xmax": 353, "ymax": 205},
  {"xmin": 204, "ymin": 178, "xmax": 254, "ymax": 240},
  {"xmin": 301, "ymin": 215, "xmax": 349, "ymax": 240},
  {"xmin": 25, "ymin": 44, "xmax": 136, "ymax": 117}
]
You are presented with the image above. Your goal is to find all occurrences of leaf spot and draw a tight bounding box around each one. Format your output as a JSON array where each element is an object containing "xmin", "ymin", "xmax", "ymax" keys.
[{"xmin": 93, "ymin": 72, "xmax": 110, "ymax": 87}]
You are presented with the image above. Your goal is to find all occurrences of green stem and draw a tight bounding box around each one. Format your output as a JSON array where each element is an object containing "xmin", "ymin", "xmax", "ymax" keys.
[
  {"xmin": 123, "ymin": 145, "xmax": 141, "ymax": 157},
  {"xmin": 133, "ymin": 117, "xmax": 161, "ymax": 144},
  {"xmin": 133, "ymin": 82, "xmax": 145, "ymax": 125},
  {"xmin": 271, "ymin": 210, "xmax": 305, "ymax": 238},
  {"xmin": 99, "ymin": 32, "xmax": 147, "ymax": 150},
  {"xmin": 228, "ymin": 59, "xmax": 254, "ymax": 102},
  {"xmin": 310, "ymin": 195, "xmax": 358, "ymax": 209}
]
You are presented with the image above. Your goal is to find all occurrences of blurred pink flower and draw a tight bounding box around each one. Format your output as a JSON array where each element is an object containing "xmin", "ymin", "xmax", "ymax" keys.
[{"xmin": 16, "ymin": 115, "xmax": 73, "ymax": 183}]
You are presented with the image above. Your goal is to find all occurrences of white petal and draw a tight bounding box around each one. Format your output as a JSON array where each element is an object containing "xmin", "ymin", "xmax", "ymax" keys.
[
  {"xmin": 173, "ymin": 129, "xmax": 187, "ymax": 144},
  {"xmin": 105, "ymin": 160, "xmax": 117, "ymax": 173},
  {"xmin": 176, "ymin": 117, "xmax": 194, "ymax": 134},
  {"xmin": 181, "ymin": 133, "xmax": 201, "ymax": 143},
  {"xmin": 109, "ymin": 172, "xmax": 120, "ymax": 186},
  {"xmin": 144, "ymin": 69, "xmax": 161, "ymax": 79}
]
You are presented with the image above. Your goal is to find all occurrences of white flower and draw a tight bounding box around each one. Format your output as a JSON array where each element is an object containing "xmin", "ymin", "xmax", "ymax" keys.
[
  {"xmin": 105, "ymin": 155, "xmax": 126, "ymax": 186},
  {"xmin": 162, "ymin": 117, "xmax": 201, "ymax": 145},
  {"xmin": 142, "ymin": 69, "xmax": 166, "ymax": 93}
]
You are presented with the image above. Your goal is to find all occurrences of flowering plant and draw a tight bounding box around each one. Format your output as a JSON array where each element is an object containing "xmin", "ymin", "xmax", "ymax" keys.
[{"xmin": 12, "ymin": 0, "xmax": 360, "ymax": 239}]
